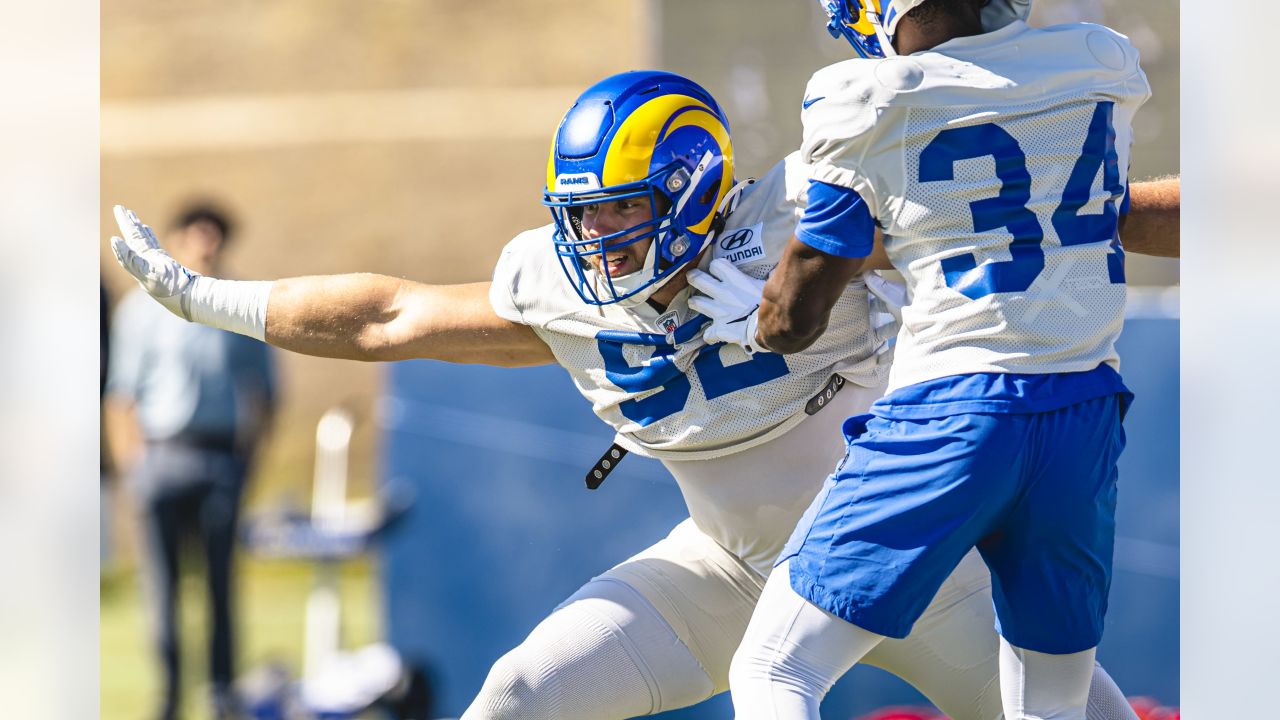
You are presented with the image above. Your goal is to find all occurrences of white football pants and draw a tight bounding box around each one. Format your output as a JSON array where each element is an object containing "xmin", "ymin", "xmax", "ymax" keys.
[
  {"xmin": 463, "ymin": 378, "xmax": 1136, "ymax": 720},
  {"xmin": 463, "ymin": 532, "xmax": 1137, "ymax": 719},
  {"xmin": 729, "ymin": 558, "xmax": 1132, "ymax": 720}
]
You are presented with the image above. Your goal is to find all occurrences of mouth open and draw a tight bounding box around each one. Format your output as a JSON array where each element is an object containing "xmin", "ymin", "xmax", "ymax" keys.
[{"xmin": 603, "ymin": 253, "xmax": 635, "ymax": 277}]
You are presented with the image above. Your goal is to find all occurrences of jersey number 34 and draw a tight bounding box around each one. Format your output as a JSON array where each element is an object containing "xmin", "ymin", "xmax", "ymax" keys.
[{"xmin": 919, "ymin": 101, "xmax": 1126, "ymax": 300}]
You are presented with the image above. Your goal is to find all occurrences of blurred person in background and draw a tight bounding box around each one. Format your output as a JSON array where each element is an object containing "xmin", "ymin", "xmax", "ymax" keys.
[{"xmin": 105, "ymin": 202, "xmax": 277, "ymax": 720}]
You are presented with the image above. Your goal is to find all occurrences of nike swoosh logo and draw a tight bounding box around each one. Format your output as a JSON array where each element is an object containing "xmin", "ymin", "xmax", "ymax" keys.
[{"xmin": 801, "ymin": 95, "xmax": 825, "ymax": 109}]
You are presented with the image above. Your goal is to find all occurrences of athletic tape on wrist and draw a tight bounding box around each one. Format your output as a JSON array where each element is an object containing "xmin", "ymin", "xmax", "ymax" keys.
[{"xmin": 185, "ymin": 277, "xmax": 274, "ymax": 341}]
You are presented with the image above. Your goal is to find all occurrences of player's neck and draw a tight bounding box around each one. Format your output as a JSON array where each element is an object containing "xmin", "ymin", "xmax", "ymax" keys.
[
  {"xmin": 893, "ymin": 14, "xmax": 984, "ymax": 55},
  {"xmin": 647, "ymin": 273, "xmax": 687, "ymax": 311}
]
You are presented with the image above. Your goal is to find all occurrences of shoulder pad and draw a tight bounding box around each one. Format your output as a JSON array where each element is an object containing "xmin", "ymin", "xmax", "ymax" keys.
[
  {"xmin": 800, "ymin": 57, "xmax": 926, "ymax": 165},
  {"xmin": 489, "ymin": 224, "xmax": 558, "ymax": 323},
  {"xmin": 1041, "ymin": 22, "xmax": 1142, "ymax": 75}
]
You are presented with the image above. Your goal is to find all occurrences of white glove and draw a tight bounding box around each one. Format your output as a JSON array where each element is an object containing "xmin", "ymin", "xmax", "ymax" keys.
[
  {"xmin": 686, "ymin": 258, "xmax": 769, "ymax": 354},
  {"xmin": 863, "ymin": 271, "xmax": 906, "ymax": 361},
  {"xmin": 109, "ymin": 204, "xmax": 199, "ymax": 319},
  {"xmin": 109, "ymin": 204, "xmax": 272, "ymax": 340}
]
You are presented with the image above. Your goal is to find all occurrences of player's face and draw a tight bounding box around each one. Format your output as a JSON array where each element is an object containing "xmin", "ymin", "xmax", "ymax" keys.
[{"xmin": 578, "ymin": 197, "xmax": 655, "ymax": 278}]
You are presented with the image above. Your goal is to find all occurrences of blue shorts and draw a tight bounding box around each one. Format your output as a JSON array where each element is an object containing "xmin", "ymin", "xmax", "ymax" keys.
[{"xmin": 778, "ymin": 393, "xmax": 1127, "ymax": 654}]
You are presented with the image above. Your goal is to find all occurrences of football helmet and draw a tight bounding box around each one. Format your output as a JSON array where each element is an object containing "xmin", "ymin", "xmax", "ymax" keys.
[
  {"xmin": 817, "ymin": 0, "xmax": 1031, "ymax": 58},
  {"xmin": 544, "ymin": 70, "xmax": 735, "ymax": 306}
]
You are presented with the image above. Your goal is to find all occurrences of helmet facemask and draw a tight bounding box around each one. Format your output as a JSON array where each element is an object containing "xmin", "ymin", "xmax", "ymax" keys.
[
  {"xmin": 819, "ymin": 0, "xmax": 1023, "ymax": 57},
  {"xmin": 547, "ymin": 152, "xmax": 722, "ymax": 307},
  {"xmin": 820, "ymin": 0, "xmax": 899, "ymax": 58}
]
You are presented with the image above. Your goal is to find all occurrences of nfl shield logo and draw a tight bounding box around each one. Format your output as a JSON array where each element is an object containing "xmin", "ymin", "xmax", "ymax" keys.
[{"xmin": 657, "ymin": 310, "xmax": 680, "ymax": 335}]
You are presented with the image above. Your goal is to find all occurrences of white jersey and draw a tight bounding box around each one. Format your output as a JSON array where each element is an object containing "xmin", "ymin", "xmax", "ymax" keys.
[
  {"xmin": 800, "ymin": 21, "xmax": 1151, "ymax": 391},
  {"xmin": 489, "ymin": 152, "xmax": 887, "ymax": 462}
]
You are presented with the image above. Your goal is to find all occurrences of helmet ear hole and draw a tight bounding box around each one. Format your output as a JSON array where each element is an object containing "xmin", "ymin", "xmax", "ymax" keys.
[{"xmin": 699, "ymin": 184, "xmax": 718, "ymax": 206}]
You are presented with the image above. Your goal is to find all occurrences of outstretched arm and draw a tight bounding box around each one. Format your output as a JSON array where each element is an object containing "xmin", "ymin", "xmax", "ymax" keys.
[
  {"xmin": 266, "ymin": 275, "xmax": 551, "ymax": 366},
  {"xmin": 109, "ymin": 205, "xmax": 554, "ymax": 368},
  {"xmin": 1121, "ymin": 177, "xmax": 1180, "ymax": 257}
]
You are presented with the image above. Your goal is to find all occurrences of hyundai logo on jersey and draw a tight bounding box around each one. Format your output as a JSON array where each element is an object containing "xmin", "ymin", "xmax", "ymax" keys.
[
  {"xmin": 720, "ymin": 228, "xmax": 754, "ymax": 250},
  {"xmin": 555, "ymin": 173, "xmax": 602, "ymax": 192},
  {"xmin": 717, "ymin": 223, "xmax": 765, "ymax": 265}
]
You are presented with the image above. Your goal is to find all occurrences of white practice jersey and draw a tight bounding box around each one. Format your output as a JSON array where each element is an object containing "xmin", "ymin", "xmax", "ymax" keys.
[
  {"xmin": 801, "ymin": 21, "xmax": 1151, "ymax": 391},
  {"xmin": 490, "ymin": 152, "xmax": 888, "ymax": 461}
]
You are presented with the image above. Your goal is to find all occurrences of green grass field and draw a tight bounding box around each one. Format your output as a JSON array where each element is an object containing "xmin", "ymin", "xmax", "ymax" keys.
[{"xmin": 101, "ymin": 555, "xmax": 379, "ymax": 720}]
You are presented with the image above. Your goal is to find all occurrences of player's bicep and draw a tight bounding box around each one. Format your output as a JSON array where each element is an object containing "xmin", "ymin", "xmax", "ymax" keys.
[{"xmin": 390, "ymin": 281, "xmax": 554, "ymax": 367}]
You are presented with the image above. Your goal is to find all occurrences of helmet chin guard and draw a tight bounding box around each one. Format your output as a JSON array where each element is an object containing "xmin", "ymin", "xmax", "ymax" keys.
[{"xmin": 544, "ymin": 71, "xmax": 735, "ymax": 306}]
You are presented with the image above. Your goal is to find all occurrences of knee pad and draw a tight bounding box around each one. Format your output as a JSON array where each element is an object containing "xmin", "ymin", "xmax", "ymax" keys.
[
  {"xmin": 464, "ymin": 643, "xmax": 563, "ymax": 720},
  {"xmin": 462, "ymin": 582, "xmax": 711, "ymax": 720}
]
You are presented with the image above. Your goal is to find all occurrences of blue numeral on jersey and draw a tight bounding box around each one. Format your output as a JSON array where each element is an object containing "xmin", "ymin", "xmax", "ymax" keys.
[
  {"xmin": 597, "ymin": 325, "xmax": 791, "ymax": 425},
  {"xmin": 597, "ymin": 331, "xmax": 691, "ymax": 426},
  {"xmin": 1052, "ymin": 102, "xmax": 1126, "ymax": 282},
  {"xmin": 918, "ymin": 102, "xmax": 1125, "ymax": 299},
  {"xmin": 919, "ymin": 124, "xmax": 1045, "ymax": 299},
  {"xmin": 694, "ymin": 344, "xmax": 790, "ymax": 401}
]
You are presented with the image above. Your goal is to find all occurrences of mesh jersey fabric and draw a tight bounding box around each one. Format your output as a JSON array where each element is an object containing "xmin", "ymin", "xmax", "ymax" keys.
[
  {"xmin": 489, "ymin": 152, "xmax": 889, "ymax": 460},
  {"xmin": 799, "ymin": 20, "xmax": 1151, "ymax": 392}
]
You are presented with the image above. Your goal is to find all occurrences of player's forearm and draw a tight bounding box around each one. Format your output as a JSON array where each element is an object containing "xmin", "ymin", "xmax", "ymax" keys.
[
  {"xmin": 268, "ymin": 276, "xmax": 555, "ymax": 366},
  {"xmin": 1122, "ymin": 177, "xmax": 1179, "ymax": 257},
  {"xmin": 265, "ymin": 273, "xmax": 409, "ymax": 361},
  {"xmin": 758, "ymin": 237, "xmax": 865, "ymax": 354}
]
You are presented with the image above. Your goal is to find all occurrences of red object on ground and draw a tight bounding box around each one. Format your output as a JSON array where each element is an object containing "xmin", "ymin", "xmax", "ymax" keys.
[
  {"xmin": 854, "ymin": 698, "xmax": 1179, "ymax": 720},
  {"xmin": 855, "ymin": 708, "xmax": 945, "ymax": 720},
  {"xmin": 1129, "ymin": 696, "xmax": 1181, "ymax": 720}
]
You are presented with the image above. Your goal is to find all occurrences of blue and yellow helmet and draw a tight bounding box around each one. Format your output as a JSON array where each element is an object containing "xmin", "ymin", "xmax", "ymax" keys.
[
  {"xmin": 544, "ymin": 70, "xmax": 734, "ymax": 306},
  {"xmin": 818, "ymin": 0, "xmax": 1031, "ymax": 58},
  {"xmin": 818, "ymin": 0, "xmax": 912, "ymax": 58}
]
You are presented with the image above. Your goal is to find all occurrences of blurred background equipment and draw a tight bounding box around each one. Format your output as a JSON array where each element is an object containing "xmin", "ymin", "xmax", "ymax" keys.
[
  {"xmin": 237, "ymin": 407, "xmax": 425, "ymax": 720},
  {"xmin": 101, "ymin": 1, "xmax": 1178, "ymax": 718}
]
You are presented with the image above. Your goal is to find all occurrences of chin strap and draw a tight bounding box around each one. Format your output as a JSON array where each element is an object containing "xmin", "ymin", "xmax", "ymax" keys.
[
  {"xmin": 707, "ymin": 177, "xmax": 757, "ymax": 246},
  {"xmin": 869, "ymin": 6, "xmax": 898, "ymax": 57}
]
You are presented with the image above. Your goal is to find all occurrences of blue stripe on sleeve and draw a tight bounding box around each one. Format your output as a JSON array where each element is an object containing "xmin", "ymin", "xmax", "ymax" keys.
[
  {"xmin": 795, "ymin": 180, "xmax": 876, "ymax": 259},
  {"xmin": 1119, "ymin": 183, "xmax": 1131, "ymax": 215}
]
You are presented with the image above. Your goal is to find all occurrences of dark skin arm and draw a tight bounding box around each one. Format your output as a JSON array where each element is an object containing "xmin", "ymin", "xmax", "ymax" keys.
[
  {"xmin": 757, "ymin": 237, "xmax": 867, "ymax": 354},
  {"xmin": 758, "ymin": 177, "xmax": 1179, "ymax": 354},
  {"xmin": 1119, "ymin": 176, "xmax": 1179, "ymax": 257}
]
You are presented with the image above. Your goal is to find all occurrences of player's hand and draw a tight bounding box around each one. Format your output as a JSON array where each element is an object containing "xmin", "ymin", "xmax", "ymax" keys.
[
  {"xmin": 109, "ymin": 204, "xmax": 198, "ymax": 319},
  {"xmin": 863, "ymin": 271, "xmax": 906, "ymax": 358},
  {"xmin": 687, "ymin": 258, "xmax": 768, "ymax": 354}
]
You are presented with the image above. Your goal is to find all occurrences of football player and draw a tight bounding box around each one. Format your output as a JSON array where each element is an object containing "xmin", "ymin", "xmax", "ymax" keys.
[
  {"xmin": 109, "ymin": 70, "xmax": 1171, "ymax": 719},
  {"xmin": 700, "ymin": 2, "xmax": 1162, "ymax": 719}
]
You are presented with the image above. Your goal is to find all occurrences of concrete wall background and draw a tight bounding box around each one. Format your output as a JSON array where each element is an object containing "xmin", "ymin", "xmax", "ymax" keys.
[{"xmin": 102, "ymin": 0, "xmax": 650, "ymax": 505}]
